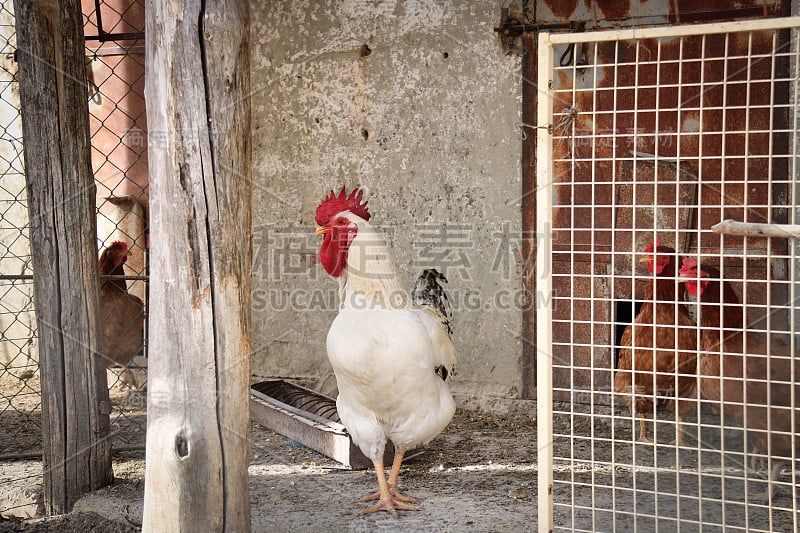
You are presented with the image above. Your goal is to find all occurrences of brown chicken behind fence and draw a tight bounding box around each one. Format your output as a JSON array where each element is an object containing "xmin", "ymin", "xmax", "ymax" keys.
[{"xmin": 98, "ymin": 240, "xmax": 145, "ymax": 390}]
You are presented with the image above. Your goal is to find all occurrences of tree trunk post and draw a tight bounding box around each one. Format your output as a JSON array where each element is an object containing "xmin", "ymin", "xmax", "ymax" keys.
[
  {"xmin": 142, "ymin": 0, "xmax": 252, "ymax": 530},
  {"xmin": 13, "ymin": 0, "xmax": 114, "ymax": 515}
]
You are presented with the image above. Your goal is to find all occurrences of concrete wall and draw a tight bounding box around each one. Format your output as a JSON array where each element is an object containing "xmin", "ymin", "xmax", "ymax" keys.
[{"xmin": 249, "ymin": 1, "xmax": 525, "ymax": 405}]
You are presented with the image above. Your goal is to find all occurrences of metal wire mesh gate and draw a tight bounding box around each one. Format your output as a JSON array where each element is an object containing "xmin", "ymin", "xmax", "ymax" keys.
[
  {"xmin": 0, "ymin": 1, "xmax": 147, "ymax": 461},
  {"xmin": 0, "ymin": 1, "xmax": 38, "ymax": 461},
  {"xmin": 537, "ymin": 16, "xmax": 800, "ymax": 532}
]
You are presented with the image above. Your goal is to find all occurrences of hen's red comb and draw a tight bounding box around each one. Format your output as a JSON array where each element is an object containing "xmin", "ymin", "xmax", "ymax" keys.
[
  {"xmin": 315, "ymin": 186, "xmax": 371, "ymax": 225},
  {"xmin": 109, "ymin": 240, "xmax": 128, "ymax": 250},
  {"xmin": 678, "ymin": 257, "xmax": 697, "ymax": 276},
  {"xmin": 643, "ymin": 237, "xmax": 661, "ymax": 253},
  {"xmin": 679, "ymin": 257, "xmax": 707, "ymax": 277}
]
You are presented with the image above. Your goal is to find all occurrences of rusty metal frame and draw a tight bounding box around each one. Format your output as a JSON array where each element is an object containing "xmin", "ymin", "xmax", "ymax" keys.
[{"xmin": 84, "ymin": 0, "xmax": 144, "ymax": 43}]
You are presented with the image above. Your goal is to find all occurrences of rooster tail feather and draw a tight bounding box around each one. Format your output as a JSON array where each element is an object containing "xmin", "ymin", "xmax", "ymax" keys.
[{"xmin": 412, "ymin": 268, "xmax": 453, "ymax": 336}]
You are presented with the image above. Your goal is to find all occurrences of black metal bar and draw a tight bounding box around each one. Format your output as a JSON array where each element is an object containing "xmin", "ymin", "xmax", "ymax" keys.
[
  {"xmin": 494, "ymin": 21, "xmax": 573, "ymax": 36},
  {"xmin": 84, "ymin": 31, "xmax": 145, "ymax": 42},
  {"xmin": 86, "ymin": 0, "xmax": 144, "ymax": 43},
  {"xmin": 93, "ymin": 0, "xmax": 104, "ymax": 40}
]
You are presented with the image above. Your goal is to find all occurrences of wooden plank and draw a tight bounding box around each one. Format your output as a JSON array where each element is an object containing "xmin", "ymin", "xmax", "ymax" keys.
[
  {"xmin": 142, "ymin": 0, "xmax": 252, "ymax": 530},
  {"xmin": 520, "ymin": 31, "xmax": 537, "ymax": 400},
  {"xmin": 13, "ymin": 0, "xmax": 113, "ymax": 515}
]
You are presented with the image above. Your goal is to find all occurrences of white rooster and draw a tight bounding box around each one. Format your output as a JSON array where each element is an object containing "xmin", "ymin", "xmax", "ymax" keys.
[{"xmin": 314, "ymin": 187, "xmax": 457, "ymax": 516}]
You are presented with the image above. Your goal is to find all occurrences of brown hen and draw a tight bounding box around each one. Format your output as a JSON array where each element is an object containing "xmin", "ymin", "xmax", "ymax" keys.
[
  {"xmin": 614, "ymin": 239, "xmax": 698, "ymax": 445},
  {"xmin": 682, "ymin": 258, "xmax": 799, "ymax": 501},
  {"xmin": 99, "ymin": 241, "xmax": 145, "ymax": 390}
]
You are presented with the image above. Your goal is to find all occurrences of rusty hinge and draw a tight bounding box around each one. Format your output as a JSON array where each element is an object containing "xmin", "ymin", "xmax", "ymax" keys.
[{"xmin": 494, "ymin": 7, "xmax": 576, "ymax": 55}]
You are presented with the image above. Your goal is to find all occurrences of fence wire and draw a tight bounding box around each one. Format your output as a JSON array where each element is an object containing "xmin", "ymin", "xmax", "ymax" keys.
[{"xmin": 0, "ymin": 0, "xmax": 148, "ymax": 460}]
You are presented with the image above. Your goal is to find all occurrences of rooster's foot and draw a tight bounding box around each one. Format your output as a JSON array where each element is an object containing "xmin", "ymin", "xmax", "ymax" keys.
[
  {"xmin": 360, "ymin": 455, "xmax": 419, "ymax": 516},
  {"xmin": 357, "ymin": 496, "xmax": 418, "ymax": 516}
]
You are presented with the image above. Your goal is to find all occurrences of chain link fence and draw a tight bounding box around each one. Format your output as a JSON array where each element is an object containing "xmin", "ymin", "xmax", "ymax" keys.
[{"xmin": 0, "ymin": 0, "xmax": 147, "ymax": 460}]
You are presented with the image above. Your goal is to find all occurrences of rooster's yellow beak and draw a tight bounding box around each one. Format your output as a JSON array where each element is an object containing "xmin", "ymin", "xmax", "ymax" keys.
[
  {"xmin": 638, "ymin": 255, "xmax": 651, "ymax": 264},
  {"xmin": 315, "ymin": 225, "xmax": 328, "ymax": 235}
]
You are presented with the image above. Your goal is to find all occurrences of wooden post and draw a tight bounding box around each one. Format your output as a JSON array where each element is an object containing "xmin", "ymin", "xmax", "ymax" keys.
[
  {"xmin": 13, "ymin": 0, "xmax": 113, "ymax": 515},
  {"xmin": 521, "ymin": 31, "xmax": 538, "ymax": 399},
  {"xmin": 142, "ymin": 0, "xmax": 252, "ymax": 531}
]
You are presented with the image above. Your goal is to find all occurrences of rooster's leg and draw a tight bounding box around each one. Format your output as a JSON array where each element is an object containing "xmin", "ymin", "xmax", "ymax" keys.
[
  {"xmin": 385, "ymin": 452, "xmax": 416, "ymax": 503},
  {"xmin": 361, "ymin": 452, "xmax": 418, "ymax": 505},
  {"xmin": 357, "ymin": 457, "xmax": 417, "ymax": 516}
]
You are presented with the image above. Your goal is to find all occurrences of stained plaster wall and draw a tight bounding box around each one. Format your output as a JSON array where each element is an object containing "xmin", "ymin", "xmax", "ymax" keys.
[{"xmin": 249, "ymin": 1, "xmax": 525, "ymax": 405}]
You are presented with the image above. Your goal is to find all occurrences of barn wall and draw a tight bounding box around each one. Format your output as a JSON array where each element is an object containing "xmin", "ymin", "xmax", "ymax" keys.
[{"xmin": 249, "ymin": 1, "xmax": 524, "ymax": 404}]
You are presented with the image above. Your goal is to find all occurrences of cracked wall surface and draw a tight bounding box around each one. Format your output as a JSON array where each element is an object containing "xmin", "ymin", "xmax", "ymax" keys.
[{"xmin": 249, "ymin": 1, "xmax": 524, "ymax": 403}]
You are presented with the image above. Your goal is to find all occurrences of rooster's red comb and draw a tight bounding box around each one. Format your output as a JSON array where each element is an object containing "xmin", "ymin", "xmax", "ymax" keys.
[
  {"xmin": 109, "ymin": 240, "xmax": 128, "ymax": 250},
  {"xmin": 315, "ymin": 186, "xmax": 371, "ymax": 226}
]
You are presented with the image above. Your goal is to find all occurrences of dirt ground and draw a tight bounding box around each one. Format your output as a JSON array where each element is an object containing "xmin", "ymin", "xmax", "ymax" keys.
[
  {"xmin": 549, "ymin": 403, "xmax": 800, "ymax": 533},
  {"xmin": 2, "ymin": 380, "xmax": 799, "ymax": 532},
  {"xmin": 0, "ymin": 403, "xmax": 537, "ymax": 533}
]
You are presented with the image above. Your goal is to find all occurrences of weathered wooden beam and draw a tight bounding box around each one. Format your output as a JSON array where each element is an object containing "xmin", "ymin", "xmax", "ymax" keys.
[
  {"xmin": 520, "ymin": 31, "xmax": 537, "ymax": 399},
  {"xmin": 142, "ymin": 0, "xmax": 252, "ymax": 530},
  {"xmin": 711, "ymin": 219, "xmax": 800, "ymax": 239},
  {"xmin": 13, "ymin": 0, "xmax": 113, "ymax": 515}
]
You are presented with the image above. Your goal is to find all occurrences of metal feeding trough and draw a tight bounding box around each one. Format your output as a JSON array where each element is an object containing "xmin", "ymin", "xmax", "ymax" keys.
[{"xmin": 250, "ymin": 380, "xmax": 393, "ymax": 469}]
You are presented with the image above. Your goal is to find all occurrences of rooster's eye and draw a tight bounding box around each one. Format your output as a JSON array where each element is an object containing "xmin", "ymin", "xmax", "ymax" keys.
[{"xmin": 336, "ymin": 218, "xmax": 347, "ymax": 226}]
